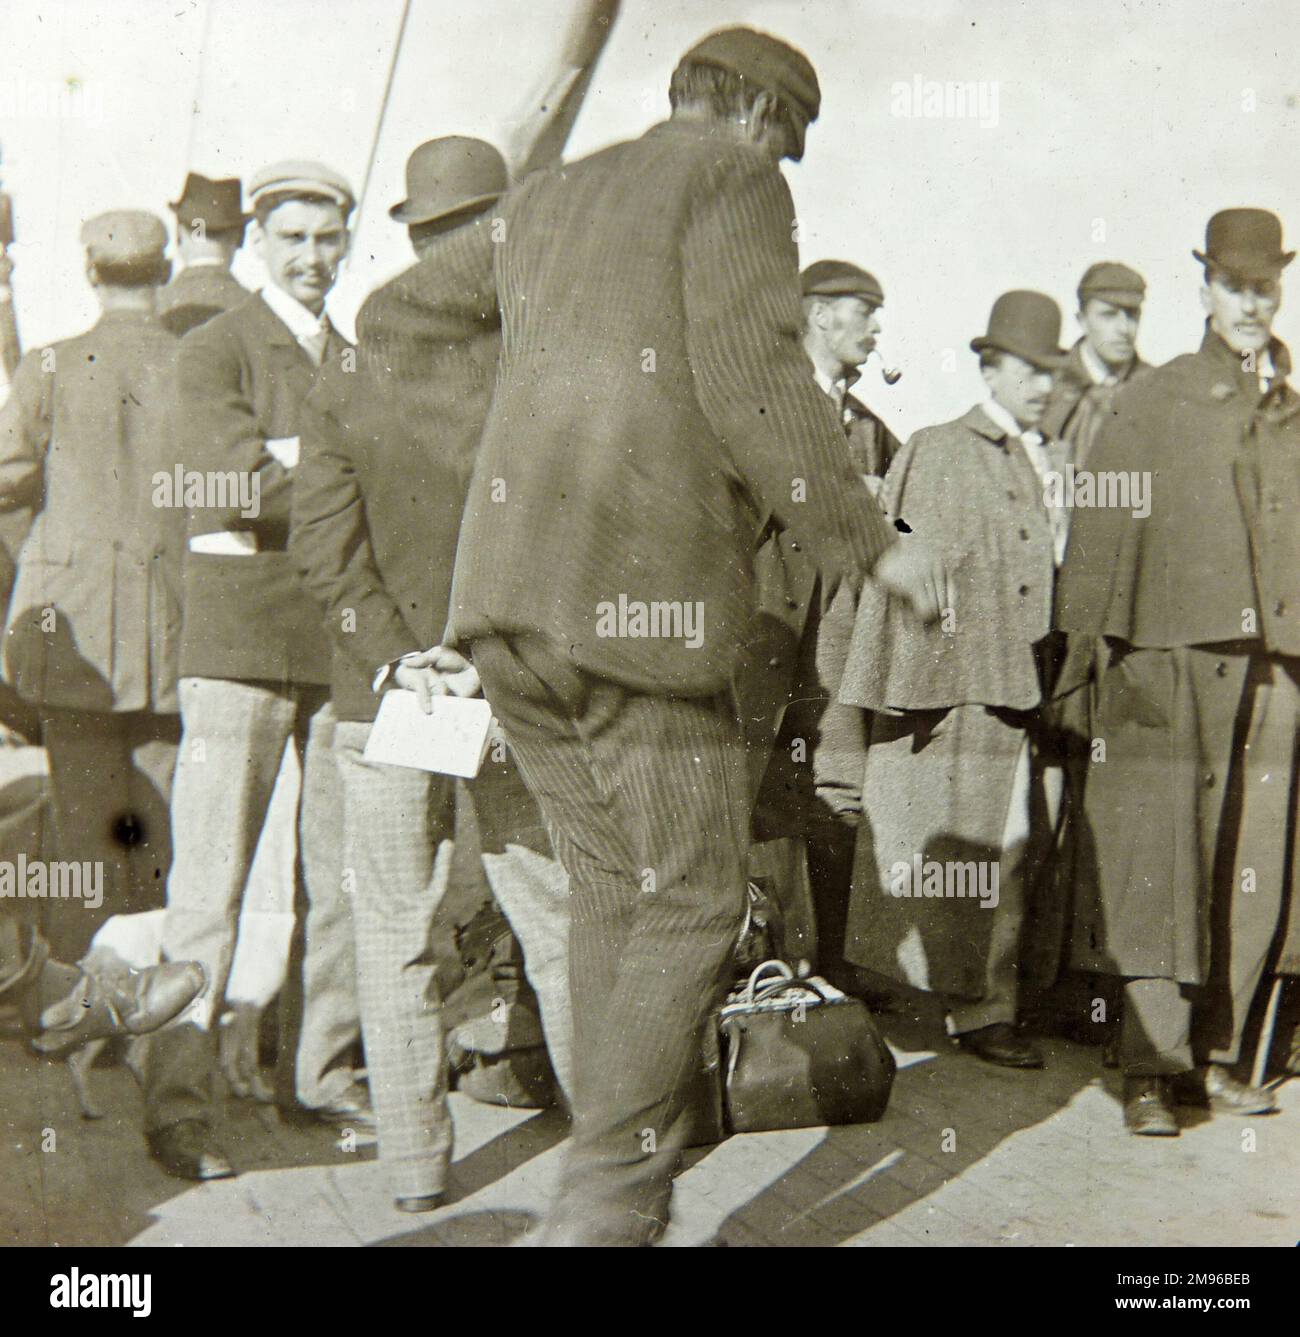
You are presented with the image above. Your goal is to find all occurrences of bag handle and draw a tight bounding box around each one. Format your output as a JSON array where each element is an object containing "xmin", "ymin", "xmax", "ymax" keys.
[
  {"xmin": 743, "ymin": 959, "xmax": 793, "ymax": 1004},
  {"xmin": 751, "ymin": 972, "xmax": 835, "ymax": 1007}
]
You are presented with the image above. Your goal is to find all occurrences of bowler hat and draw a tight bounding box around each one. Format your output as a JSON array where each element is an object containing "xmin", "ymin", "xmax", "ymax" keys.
[
  {"xmin": 970, "ymin": 290, "xmax": 1066, "ymax": 369},
  {"xmin": 678, "ymin": 27, "xmax": 820, "ymax": 157},
  {"xmin": 801, "ymin": 259, "xmax": 885, "ymax": 308},
  {"xmin": 248, "ymin": 160, "xmax": 355, "ymax": 215},
  {"xmin": 389, "ymin": 137, "xmax": 508, "ymax": 226},
  {"xmin": 1078, "ymin": 261, "xmax": 1145, "ymax": 311},
  {"xmin": 81, "ymin": 210, "xmax": 169, "ymax": 281},
  {"xmin": 1193, "ymin": 208, "xmax": 1293, "ymax": 281},
  {"xmin": 169, "ymin": 173, "xmax": 247, "ymax": 231}
]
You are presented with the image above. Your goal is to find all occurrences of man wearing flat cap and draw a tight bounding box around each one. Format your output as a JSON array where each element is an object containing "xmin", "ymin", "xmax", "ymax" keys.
[
  {"xmin": 840, "ymin": 291, "xmax": 1075, "ymax": 1072},
  {"xmin": 0, "ymin": 211, "xmax": 187, "ymax": 959},
  {"xmin": 145, "ymin": 160, "xmax": 366, "ymax": 1181},
  {"xmin": 742, "ymin": 258, "xmax": 905, "ymax": 988},
  {"xmin": 1042, "ymin": 261, "xmax": 1150, "ymax": 470},
  {"xmin": 1056, "ymin": 208, "xmax": 1300, "ymax": 1135},
  {"xmin": 292, "ymin": 135, "xmax": 575, "ymax": 1212},
  {"xmin": 158, "ymin": 173, "xmax": 249, "ymax": 337},
  {"xmin": 444, "ymin": 26, "xmax": 946, "ymax": 1245}
]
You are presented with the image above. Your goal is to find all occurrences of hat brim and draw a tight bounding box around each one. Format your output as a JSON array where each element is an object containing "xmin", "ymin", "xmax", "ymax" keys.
[
  {"xmin": 970, "ymin": 336, "xmax": 1067, "ymax": 370},
  {"xmin": 1194, "ymin": 249, "xmax": 1295, "ymax": 281},
  {"xmin": 169, "ymin": 202, "xmax": 251, "ymax": 229},
  {"xmin": 388, "ymin": 191, "xmax": 502, "ymax": 226},
  {"xmin": 1080, "ymin": 291, "xmax": 1144, "ymax": 311},
  {"xmin": 805, "ymin": 287, "xmax": 884, "ymax": 307}
]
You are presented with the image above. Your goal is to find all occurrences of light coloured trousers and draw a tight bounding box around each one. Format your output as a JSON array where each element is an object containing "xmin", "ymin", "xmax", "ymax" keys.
[
  {"xmin": 159, "ymin": 677, "xmax": 360, "ymax": 1108},
  {"xmin": 334, "ymin": 719, "xmax": 572, "ymax": 1200}
]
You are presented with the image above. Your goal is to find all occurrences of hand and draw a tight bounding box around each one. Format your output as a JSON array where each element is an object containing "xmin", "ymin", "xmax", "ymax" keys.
[
  {"xmin": 218, "ymin": 1003, "xmax": 274, "ymax": 1103},
  {"xmin": 392, "ymin": 645, "xmax": 482, "ymax": 713},
  {"xmin": 817, "ymin": 783, "xmax": 863, "ymax": 828},
  {"xmin": 873, "ymin": 537, "xmax": 953, "ymax": 624}
]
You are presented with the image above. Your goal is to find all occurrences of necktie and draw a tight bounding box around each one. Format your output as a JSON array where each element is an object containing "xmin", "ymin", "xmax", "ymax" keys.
[{"xmin": 299, "ymin": 325, "xmax": 329, "ymax": 367}]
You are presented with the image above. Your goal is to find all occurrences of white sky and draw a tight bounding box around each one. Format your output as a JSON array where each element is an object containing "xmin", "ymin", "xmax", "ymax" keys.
[{"xmin": 2, "ymin": 0, "xmax": 1298, "ymax": 436}]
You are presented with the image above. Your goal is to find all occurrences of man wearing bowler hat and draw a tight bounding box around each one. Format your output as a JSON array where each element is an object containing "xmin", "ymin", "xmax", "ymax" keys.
[
  {"xmin": 1043, "ymin": 261, "xmax": 1151, "ymax": 469},
  {"xmin": 158, "ymin": 173, "xmax": 249, "ymax": 337},
  {"xmin": 840, "ymin": 291, "xmax": 1073, "ymax": 1070},
  {"xmin": 292, "ymin": 135, "xmax": 574, "ymax": 1212},
  {"xmin": 444, "ymin": 26, "xmax": 946, "ymax": 1244},
  {"xmin": 388, "ymin": 136, "xmax": 509, "ymax": 259},
  {"xmin": 145, "ymin": 161, "xmax": 366, "ymax": 1180},
  {"xmin": 1056, "ymin": 209, "xmax": 1300, "ymax": 1135},
  {"xmin": 0, "ymin": 212, "xmax": 187, "ymax": 959}
]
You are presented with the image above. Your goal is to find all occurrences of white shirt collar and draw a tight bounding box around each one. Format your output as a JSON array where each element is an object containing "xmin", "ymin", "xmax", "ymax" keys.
[
  {"xmin": 182, "ymin": 256, "xmax": 229, "ymax": 271},
  {"xmin": 259, "ymin": 282, "xmax": 330, "ymax": 341},
  {"xmin": 1079, "ymin": 340, "xmax": 1119, "ymax": 386},
  {"xmin": 981, "ymin": 396, "xmax": 1041, "ymax": 446}
]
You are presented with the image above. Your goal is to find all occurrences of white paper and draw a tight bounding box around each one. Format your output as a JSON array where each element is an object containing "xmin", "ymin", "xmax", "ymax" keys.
[
  {"xmin": 265, "ymin": 435, "xmax": 300, "ymax": 469},
  {"xmin": 188, "ymin": 530, "xmax": 258, "ymax": 555},
  {"xmin": 363, "ymin": 689, "xmax": 494, "ymax": 778}
]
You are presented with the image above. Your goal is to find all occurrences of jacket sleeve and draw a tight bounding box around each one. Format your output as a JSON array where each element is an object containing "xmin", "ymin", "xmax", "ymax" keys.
[
  {"xmin": 177, "ymin": 322, "xmax": 293, "ymax": 533},
  {"xmin": 680, "ymin": 152, "xmax": 896, "ymax": 588},
  {"xmin": 0, "ymin": 349, "xmax": 50, "ymax": 509},
  {"xmin": 290, "ymin": 367, "xmax": 422, "ymax": 676}
]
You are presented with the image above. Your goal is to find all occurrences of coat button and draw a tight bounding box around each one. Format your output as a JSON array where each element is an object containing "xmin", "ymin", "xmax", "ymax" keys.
[
  {"xmin": 785, "ymin": 596, "xmax": 799, "ymax": 609},
  {"xmin": 1274, "ymin": 600, "xmax": 1287, "ymax": 616},
  {"xmin": 1007, "ymin": 490, "xmax": 1018, "ymax": 500},
  {"xmin": 1018, "ymin": 528, "xmax": 1030, "ymax": 541},
  {"xmin": 1018, "ymin": 583, "xmax": 1030, "ymax": 596},
  {"xmin": 1204, "ymin": 771, "xmax": 1215, "ymax": 787},
  {"xmin": 768, "ymin": 656, "xmax": 782, "ymax": 668},
  {"xmin": 789, "ymin": 541, "xmax": 801, "ymax": 553},
  {"xmin": 1215, "ymin": 660, "xmax": 1228, "ymax": 677}
]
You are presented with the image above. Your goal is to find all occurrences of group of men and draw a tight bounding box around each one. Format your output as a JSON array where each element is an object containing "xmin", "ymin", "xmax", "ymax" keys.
[{"xmin": 0, "ymin": 24, "xmax": 1295, "ymax": 1246}]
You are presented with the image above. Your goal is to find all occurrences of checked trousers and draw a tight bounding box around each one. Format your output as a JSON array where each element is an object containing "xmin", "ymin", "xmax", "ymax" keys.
[{"xmin": 473, "ymin": 634, "xmax": 750, "ymax": 1246}]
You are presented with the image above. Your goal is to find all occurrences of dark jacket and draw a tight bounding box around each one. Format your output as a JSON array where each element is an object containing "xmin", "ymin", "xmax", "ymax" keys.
[
  {"xmin": 445, "ymin": 119, "xmax": 896, "ymax": 695},
  {"xmin": 0, "ymin": 311, "xmax": 186, "ymax": 711},
  {"xmin": 176, "ymin": 292, "xmax": 348, "ymax": 686},
  {"xmin": 843, "ymin": 387, "xmax": 903, "ymax": 479},
  {"xmin": 1041, "ymin": 339, "xmax": 1150, "ymax": 469},
  {"xmin": 1055, "ymin": 328, "xmax": 1300, "ymax": 982},
  {"xmin": 1057, "ymin": 328, "xmax": 1299, "ymax": 655},
  {"xmin": 157, "ymin": 264, "xmax": 250, "ymax": 338},
  {"xmin": 292, "ymin": 218, "xmax": 499, "ymax": 721}
]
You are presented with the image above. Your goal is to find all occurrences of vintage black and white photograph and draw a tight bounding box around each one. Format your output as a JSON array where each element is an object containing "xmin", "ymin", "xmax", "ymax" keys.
[{"xmin": 0, "ymin": 0, "xmax": 1297, "ymax": 1271}]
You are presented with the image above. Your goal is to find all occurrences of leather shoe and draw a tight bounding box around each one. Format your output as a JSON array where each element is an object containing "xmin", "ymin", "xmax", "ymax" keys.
[
  {"xmin": 1171, "ymin": 1065, "xmax": 1278, "ymax": 1116},
  {"xmin": 954, "ymin": 1023, "xmax": 1044, "ymax": 1069},
  {"xmin": 1123, "ymin": 1076, "xmax": 1179, "ymax": 1136},
  {"xmin": 278, "ymin": 1085, "xmax": 377, "ymax": 1137},
  {"xmin": 147, "ymin": 1119, "xmax": 235, "ymax": 1180},
  {"xmin": 32, "ymin": 961, "xmax": 206, "ymax": 1056}
]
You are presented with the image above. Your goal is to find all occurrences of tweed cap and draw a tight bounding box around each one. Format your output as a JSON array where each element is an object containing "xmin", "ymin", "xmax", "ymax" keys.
[
  {"xmin": 1078, "ymin": 261, "xmax": 1146, "ymax": 310},
  {"xmin": 81, "ymin": 210, "xmax": 168, "ymax": 272},
  {"xmin": 248, "ymin": 160, "xmax": 355, "ymax": 214},
  {"xmin": 801, "ymin": 259, "xmax": 884, "ymax": 308},
  {"xmin": 679, "ymin": 26, "xmax": 820, "ymax": 126}
]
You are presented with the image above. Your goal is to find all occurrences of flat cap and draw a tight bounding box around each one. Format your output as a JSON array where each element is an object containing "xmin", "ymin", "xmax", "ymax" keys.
[
  {"xmin": 248, "ymin": 160, "xmax": 355, "ymax": 214},
  {"xmin": 80, "ymin": 210, "xmax": 168, "ymax": 270},
  {"xmin": 801, "ymin": 259, "xmax": 884, "ymax": 308},
  {"xmin": 680, "ymin": 26, "xmax": 820, "ymax": 126},
  {"xmin": 1078, "ymin": 261, "xmax": 1146, "ymax": 310}
]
